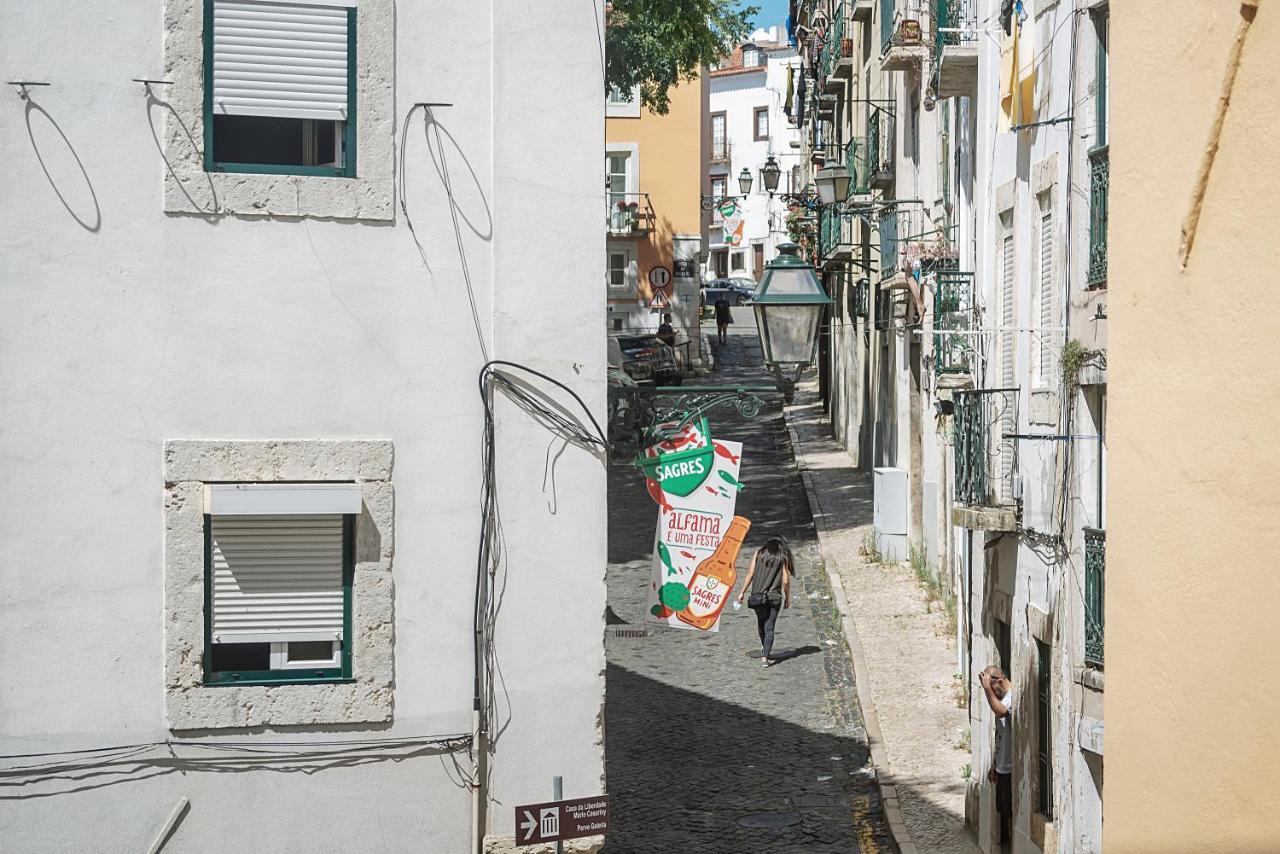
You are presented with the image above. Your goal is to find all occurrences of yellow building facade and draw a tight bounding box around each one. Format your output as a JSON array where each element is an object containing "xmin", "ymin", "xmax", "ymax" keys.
[
  {"xmin": 1108, "ymin": 2, "xmax": 1280, "ymax": 850},
  {"xmin": 605, "ymin": 75, "xmax": 709, "ymax": 342}
]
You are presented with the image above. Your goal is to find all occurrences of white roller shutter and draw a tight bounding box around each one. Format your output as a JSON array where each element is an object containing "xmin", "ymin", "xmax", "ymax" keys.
[
  {"xmin": 1038, "ymin": 210, "xmax": 1055, "ymax": 382},
  {"xmin": 211, "ymin": 514, "xmax": 346, "ymax": 644},
  {"xmin": 212, "ymin": 1, "xmax": 355, "ymax": 122}
]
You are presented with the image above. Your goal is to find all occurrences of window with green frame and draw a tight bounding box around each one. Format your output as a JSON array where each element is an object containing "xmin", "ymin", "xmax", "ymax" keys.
[
  {"xmin": 204, "ymin": 512, "xmax": 354, "ymax": 686},
  {"xmin": 203, "ymin": 0, "xmax": 357, "ymax": 177}
]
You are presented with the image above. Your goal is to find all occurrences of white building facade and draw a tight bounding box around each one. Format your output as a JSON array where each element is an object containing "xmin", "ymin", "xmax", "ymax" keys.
[
  {"xmin": 792, "ymin": 0, "xmax": 1107, "ymax": 851},
  {"xmin": 0, "ymin": 1, "xmax": 608, "ymax": 852},
  {"xmin": 707, "ymin": 27, "xmax": 802, "ymax": 282}
]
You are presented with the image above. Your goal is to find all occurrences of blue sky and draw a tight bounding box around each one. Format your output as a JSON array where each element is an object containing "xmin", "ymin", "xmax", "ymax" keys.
[{"xmin": 746, "ymin": 0, "xmax": 790, "ymax": 31}]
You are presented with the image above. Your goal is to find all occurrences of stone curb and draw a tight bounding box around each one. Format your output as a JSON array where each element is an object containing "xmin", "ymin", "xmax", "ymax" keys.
[{"xmin": 782, "ymin": 405, "xmax": 916, "ymax": 854}]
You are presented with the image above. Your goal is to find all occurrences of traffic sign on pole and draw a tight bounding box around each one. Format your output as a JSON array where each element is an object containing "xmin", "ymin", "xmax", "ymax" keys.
[
  {"xmin": 647, "ymin": 266, "xmax": 672, "ymax": 290},
  {"xmin": 513, "ymin": 795, "xmax": 609, "ymax": 847}
]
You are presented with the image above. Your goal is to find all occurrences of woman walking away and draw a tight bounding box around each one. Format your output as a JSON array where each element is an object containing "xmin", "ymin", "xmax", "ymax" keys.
[
  {"xmin": 714, "ymin": 295, "xmax": 733, "ymax": 345},
  {"xmin": 736, "ymin": 537, "xmax": 793, "ymax": 667}
]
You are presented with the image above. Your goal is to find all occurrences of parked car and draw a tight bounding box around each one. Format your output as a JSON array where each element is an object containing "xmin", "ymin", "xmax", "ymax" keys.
[
  {"xmin": 701, "ymin": 279, "xmax": 755, "ymax": 306},
  {"xmin": 610, "ymin": 333, "xmax": 682, "ymax": 385}
]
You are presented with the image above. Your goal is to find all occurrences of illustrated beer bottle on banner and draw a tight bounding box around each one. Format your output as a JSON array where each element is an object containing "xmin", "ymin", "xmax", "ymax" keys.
[{"xmin": 678, "ymin": 516, "xmax": 750, "ymax": 630}]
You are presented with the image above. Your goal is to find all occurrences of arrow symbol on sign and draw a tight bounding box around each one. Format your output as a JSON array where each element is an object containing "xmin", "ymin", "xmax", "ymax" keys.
[{"xmin": 520, "ymin": 810, "xmax": 538, "ymax": 841}]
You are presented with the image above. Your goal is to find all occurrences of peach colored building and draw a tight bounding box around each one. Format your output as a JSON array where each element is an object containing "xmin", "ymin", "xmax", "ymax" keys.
[
  {"xmin": 1107, "ymin": 1, "xmax": 1280, "ymax": 850},
  {"xmin": 605, "ymin": 75, "xmax": 709, "ymax": 348}
]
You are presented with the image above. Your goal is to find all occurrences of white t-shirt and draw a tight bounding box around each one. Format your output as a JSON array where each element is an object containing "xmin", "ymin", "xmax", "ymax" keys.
[{"xmin": 994, "ymin": 691, "xmax": 1014, "ymax": 774}]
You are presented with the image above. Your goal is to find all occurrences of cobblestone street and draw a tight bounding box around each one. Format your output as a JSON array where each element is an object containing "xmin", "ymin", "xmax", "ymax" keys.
[{"xmin": 603, "ymin": 314, "xmax": 892, "ymax": 853}]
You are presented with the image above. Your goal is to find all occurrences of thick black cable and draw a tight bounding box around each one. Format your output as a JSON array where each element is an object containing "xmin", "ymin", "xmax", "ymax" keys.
[{"xmin": 473, "ymin": 360, "xmax": 607, "ymax": 744}]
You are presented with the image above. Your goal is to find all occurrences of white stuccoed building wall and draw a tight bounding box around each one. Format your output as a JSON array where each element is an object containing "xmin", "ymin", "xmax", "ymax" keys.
[
  {"xmin": 0, "ymin": 1, "xmax": 606, "ymax": 852},
  {"xmin": 707, "ymin": 26, "xmax": 801, "ymax": 281}
]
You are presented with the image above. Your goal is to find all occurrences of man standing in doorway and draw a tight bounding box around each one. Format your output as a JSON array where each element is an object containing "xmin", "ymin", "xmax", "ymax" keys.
[{"xmin": 981, "ymin": 665, "xmax": 1013, "ymax": 851}]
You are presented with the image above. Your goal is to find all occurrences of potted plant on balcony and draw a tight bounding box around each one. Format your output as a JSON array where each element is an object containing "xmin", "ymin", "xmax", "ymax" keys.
[
  {"xmin": 898, "ymin": 19, "xmax": 923, "ymax": 45},
  {"xmin": 627, "ymin": 201, "xmax": 642, "ymax": 233}
]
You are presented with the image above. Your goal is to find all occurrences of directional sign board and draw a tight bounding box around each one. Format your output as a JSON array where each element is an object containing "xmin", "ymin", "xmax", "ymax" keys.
[
  {"xmin": 514, "ymin": 795, "xmax": 609, "ymax": 847},
  {"xmin": 647, "ymin": 266, "xmax": 671, "ymax": 289}
]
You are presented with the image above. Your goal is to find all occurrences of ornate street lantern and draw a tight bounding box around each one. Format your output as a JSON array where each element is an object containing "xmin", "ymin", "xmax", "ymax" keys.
[
  {"xmin": 761, "ymin": 155, "xmax": 782, "ymax": 195},
  {"xmin": 738, "ymin": 167, "xmax": 754, "ymax": 196},
  {"xmin": 814, "ymin": 165, "xmax": 850, "ymax": 206},
  {"xmin": 752, "ymin": 242, "xmax": 832, "ymax": 399}
]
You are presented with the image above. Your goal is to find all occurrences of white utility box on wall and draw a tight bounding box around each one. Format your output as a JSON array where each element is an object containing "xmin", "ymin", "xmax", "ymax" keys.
[{"xmin": 873, "ymin": 466, "xmax": 909, "ymax": 560}]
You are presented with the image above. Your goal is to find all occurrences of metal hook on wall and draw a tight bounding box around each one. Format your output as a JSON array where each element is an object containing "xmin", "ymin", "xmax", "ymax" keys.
[{"xmin": 7, "ymin": 81, "xmax": 50, "ymax": 100}]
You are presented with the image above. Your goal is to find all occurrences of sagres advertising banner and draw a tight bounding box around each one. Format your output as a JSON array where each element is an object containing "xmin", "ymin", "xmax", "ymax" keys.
[{"xmin": 637, "ymin": 420, "xmax": 748, "ymax": 632}]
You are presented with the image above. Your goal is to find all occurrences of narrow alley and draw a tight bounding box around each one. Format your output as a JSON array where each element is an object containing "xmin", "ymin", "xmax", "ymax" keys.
[{"xmin": 602, "ymin": 314, "xmax": 892, "ymax": 853}]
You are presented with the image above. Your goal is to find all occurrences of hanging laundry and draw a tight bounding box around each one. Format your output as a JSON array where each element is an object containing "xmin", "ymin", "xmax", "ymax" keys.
[
  {"xmin": 785, "ymin": 65, "xmax": 795, "ymax": 120},
  {"xmin": 998, "ymin": 1, "xmax": 1037, "ymax": 132}
]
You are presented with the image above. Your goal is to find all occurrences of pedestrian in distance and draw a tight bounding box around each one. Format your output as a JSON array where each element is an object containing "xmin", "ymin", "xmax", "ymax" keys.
[
  {"xmin": 735, "ymin": 537, "xmax": 793, "ymax": 667},
  {"xmin": 657, "ymin": 312, "xmax": 677, "ymax": 348},
  {"xmin": 714, "ymin": 295, "xmax": 732, "ymax": 345},
  {"xmin": 980, "ymin": 665, "xmax": 1014, "ymax": 851}
]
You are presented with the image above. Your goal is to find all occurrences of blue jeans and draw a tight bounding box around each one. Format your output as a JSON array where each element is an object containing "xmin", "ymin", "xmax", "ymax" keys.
[{"xmin": 753, "ymin": 602, "xmax": 781, "ymax": 658}]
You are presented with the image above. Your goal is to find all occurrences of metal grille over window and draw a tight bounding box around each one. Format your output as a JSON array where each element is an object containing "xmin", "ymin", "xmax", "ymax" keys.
[
  {"xmin": 211, "ymin": 1, "xmax": 354, "ymax": 121},
  {"xmin": 210, "ymin": 514, "xmax": 345, "ymax": 643}
]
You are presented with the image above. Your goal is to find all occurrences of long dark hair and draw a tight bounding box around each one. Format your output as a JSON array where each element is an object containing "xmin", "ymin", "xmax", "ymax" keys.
[{"xmin": 755, "ymin": 536, "xmax": 794, "ymax": 581}]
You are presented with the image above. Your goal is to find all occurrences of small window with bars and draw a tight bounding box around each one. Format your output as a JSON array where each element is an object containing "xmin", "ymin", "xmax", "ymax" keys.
[
  {"xmin": 1036, "ymin": 639, "xmax": 1054, "ymax": 819},
  {"xmin": 204, "ymin": 0, "xmax": 358, "ymax": 177},
  {"xmin": 203, "ymin": 483, "xmax": 358, "ymax": 685}
]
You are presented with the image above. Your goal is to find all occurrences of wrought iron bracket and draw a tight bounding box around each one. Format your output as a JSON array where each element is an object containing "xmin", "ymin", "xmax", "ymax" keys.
[
  {"xmin": 643, "ymin": 385, "xmax": 778, "ymax": 444},
  {"xmin": 607, "ymin": 383, "xmax": 782, "ymax": 450}
]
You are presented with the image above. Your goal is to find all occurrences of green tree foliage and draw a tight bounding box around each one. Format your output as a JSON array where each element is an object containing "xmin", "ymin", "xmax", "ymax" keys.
[{"xmin": 606, "ymin": 0, "xmax": 760, "ymax": 115}]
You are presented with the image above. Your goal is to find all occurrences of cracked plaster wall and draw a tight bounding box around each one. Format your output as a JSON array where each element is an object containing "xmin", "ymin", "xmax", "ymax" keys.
[
  {"xmin": 161, "ymin": 0, "xmax": 395, "ymax": 219},
  {"xmin": 164, "ymin": 440, "xmax": 394, "ymax": 729}
]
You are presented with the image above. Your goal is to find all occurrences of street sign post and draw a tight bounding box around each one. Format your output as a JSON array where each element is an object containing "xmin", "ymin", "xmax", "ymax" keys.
[{"xmin": 514, "ymin": 790, "xmax": 609, "ymax": 848}]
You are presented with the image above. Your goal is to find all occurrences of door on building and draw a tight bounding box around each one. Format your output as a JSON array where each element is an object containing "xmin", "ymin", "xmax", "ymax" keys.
[
  {"xmin": 753, "ymin": 243, "xmax": 765, "ymax": 280},
  {"xmin": 714, "ymin": 250, "xmax": 729, "ymax": 279}
]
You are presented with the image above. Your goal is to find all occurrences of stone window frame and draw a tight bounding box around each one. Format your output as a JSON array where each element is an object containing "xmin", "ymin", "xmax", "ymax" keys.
[
  {"xmin": 160, "ymin": 0, "xmax": 394, "ymax": 220},
  {"xmin": 164, "ymin": 440, "xmax": 395, "ymax": 730}
]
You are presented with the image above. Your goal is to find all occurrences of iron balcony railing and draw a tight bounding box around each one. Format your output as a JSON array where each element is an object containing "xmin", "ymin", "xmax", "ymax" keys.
[
  {"xmin": 934, "ymin": 0, "xmax": 976, "ymax": 52},
  {"xmin": 882, "ymin": 0, "xmax": 929, "ymax": 55},
  {"xmin": 819, "ymin": 206, "xmax": 848, "ymax": 260},
  {"xmin": 711, "ymin": 139, "xmax": 732, "ymax": 164},
  {"xmin": 1084, "ymin": 527, "xmax": 1105, "ymax": 668},
  {"xmin": 868, "ymin": 108, "xmax": 895, "ymax": 188},
  {"xmin": 933, "ymin": 270, "xmax": 975, "ymax": 375},
  {"xmin": 607, "ymin": 192, "xmax": 656, "ymax": 236},
  {"xmin": 821, "ymin": 2, "xmax": 848, "ymax": 79},
  {"xmin": 1087, "ymin": 145, "xmax": 1109, "ymax": 287},
  {"xmin": 845, "ymin": 136, "xmax": 871, "ymax": 195},
  {"xmin": 880, "ymin": 0, "xmax": 896, "ymax": 54},
  {"xmin": 953, "ymin": 388, "xmax": 1020, "ymax": 507},
  {"xmin": 877, "ymin": 205, "xmax": 899, "ymax": 281}
]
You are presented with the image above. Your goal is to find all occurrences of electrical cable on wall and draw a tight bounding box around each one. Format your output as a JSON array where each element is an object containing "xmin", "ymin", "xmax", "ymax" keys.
[{"xmin": 472, "ymin": 360, "xmax": 606, "ymax": 770}]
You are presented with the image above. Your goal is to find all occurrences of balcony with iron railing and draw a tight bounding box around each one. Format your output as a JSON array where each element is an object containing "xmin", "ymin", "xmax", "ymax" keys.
[
  {"xmin": 607, "ymin": 193, "xmax": 656, "ymax": 237},
  {"xmin": 876, "ymin": 205, "xmax": 899, "ymax": 283},
  {"xmin": 710, "ymin": 139, "xmax": 732, "ymax": 166},
  {"xmin": 933, "ymin": 270, "xmax": 975, "ymax": 377},
  {"xmin": 821, "ymin": 3, "xmax": 855, "ymax": 89},
  {"xmin": 952, "ymin": 388, "xmax": 1020, "ymax": 530},
  {"xmin": 868, "ymin": 108, "xmax": 895, "ymax": 190},
  {"xmin": 1087, "ymin": 145, "xmax": 1109, "ymax": 287},
  {"xmin": 882, "ymin": 0, "xmax": 929, "ymax": 70},
  {"xmin": 934, "ymin": 0, "xmax": 978, "ymax": 98},
  {"xmin": 1084, "ymin": 527, "xmax": 1105, "ymax": 668}
]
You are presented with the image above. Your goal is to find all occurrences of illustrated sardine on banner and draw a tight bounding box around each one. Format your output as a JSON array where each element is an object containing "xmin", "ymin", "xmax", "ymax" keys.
[{"xmin": 636, "ymin": 419, "xmax": 748, "ymax": 632}]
